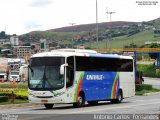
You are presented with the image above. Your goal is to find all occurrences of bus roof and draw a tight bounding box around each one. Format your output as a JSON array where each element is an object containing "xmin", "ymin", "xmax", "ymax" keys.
[
  {"xmin": 51, "ymin": 49, "xmax": 97, "ymax": 54},
  {"xmin": 31, "ymin": 49, "xmax": 133, "ymax": 60}
]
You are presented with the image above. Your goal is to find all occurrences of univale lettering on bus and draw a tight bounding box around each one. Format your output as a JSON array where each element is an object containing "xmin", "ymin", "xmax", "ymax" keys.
[{"xmin": 86, "ymin": 75, "xmax": 104, "ymax": 80}]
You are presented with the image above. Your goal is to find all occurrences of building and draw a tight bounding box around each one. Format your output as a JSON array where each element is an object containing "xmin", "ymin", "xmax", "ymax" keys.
[
  {"xmin": 145, "ymin": 41, "xmax": 160, "ymax": 45},
  {"xmin": 40, "ymin": 38, "xmax": 47, "ymax": 52},
  {"xmin": 0, "ymin": 38, "xmax": 11, "ymax": 47},
  {"xmin": 10, "ymin": 35, "xmax": 19, "ymax": 46},
  {"xmin": 13, "ymin": 46, "xmax": 31, "ymax": 58}
]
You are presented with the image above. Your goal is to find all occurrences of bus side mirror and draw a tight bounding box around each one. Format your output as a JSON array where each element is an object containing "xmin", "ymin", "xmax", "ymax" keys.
[{"xmin": 60, "ymin": 64, "xmax": 68, "ymax": 75}]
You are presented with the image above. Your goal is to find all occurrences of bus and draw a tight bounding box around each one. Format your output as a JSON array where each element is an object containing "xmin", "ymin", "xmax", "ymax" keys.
[{"xmin": 28, "ymin": 49, "xmax": 135, "ymax": 109}]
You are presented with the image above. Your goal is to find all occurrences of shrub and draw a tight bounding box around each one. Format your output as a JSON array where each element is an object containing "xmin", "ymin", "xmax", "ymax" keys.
[
  {"xmin": 0, "ymin": 92, "xmax": 12, "ymax": 96},
  {"xmin": 15, "ymin": 91, "xmax": 28, "ymax": 100},
  {"xmin": 16, "ymin": 95, "xmax": 28, "ymax": 100},
  {"xmin": 0, "ymin": 83, "xmax": 28, "ymax": 89},
  {"xmin": 0, "ymin": 96, "xmax": 9, "ymax": 102},
  {"xmin": 136, "ymin": 84, "xmax": 152, "ymax": 91},
  {"xmin": 0, "ymin": 90, "xmax": 28, "ymax": 100},
  {"xmin": 137, "ymin": 64, "xmax": 160, "ymax": 78}
]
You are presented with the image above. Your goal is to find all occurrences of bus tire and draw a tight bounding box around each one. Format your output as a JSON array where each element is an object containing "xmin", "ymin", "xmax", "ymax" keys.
[
  {"xmin": 44, "ymin": 104, "xmax": 54, "ymax": 109},
  {"xmin": 116, "ymin": 91, "xmax": 123, "ymax": 103},
  {"xmin": 73, "ymin": 93, "xmax": 85, "ymax": 108},
  {"xmin": 88, "ymin": 101, "xmax": 98, "ymax": 106},
  {"xmin": 111, "ymin": 91, "xmax": 123, "ymax": 104}
]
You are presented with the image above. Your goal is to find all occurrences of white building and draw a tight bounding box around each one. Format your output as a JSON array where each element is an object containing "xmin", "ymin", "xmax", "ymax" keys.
[{"xmin": 10, "ymin": 35, "xmax": 19, "ymax": 46}]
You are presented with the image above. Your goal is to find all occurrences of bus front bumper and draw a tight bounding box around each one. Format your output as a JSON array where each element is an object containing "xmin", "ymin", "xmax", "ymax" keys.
[{"xmin": 28, "ymin": 93, "xmax": 67, "ymax": 104}]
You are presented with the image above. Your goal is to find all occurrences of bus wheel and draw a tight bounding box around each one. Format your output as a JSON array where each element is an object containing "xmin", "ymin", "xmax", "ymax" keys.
[
  {"xmin": 111, "ymin": 91, "xmax": 123, "ymax": 104},
  {"xmin": 116, "ymin": 91, "xmax": 123, "ymax": 103},
  {"xmin": 88, "ymin": 101, "xmax": 98, "ymax": 106},
  {"xmin": 73, "ymin": 93, "xmax": 85, "ymax": 108},
  {"xmin": 44, "ymin": 104, "xmax": 54, "ymax": 109}
]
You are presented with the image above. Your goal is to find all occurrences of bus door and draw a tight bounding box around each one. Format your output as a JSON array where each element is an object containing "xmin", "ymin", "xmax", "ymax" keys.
[{"xmin": 65, "ymin": 56, "xmax": 75, "ymax": 102}]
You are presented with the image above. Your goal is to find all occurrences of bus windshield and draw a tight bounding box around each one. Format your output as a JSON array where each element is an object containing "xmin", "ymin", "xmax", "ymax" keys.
[{"xmin": 28, "ymin": 57, "xmax": 65, "ymax": 90}]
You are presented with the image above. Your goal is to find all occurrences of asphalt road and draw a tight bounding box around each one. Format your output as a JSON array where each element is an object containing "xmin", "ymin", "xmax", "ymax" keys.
[{"xmin": 0, "ymin": 93, "xmax": 160, "ymax": 120}]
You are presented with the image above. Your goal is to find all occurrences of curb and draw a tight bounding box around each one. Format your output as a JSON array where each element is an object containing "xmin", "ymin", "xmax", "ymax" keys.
[{"xmin": 144, "ymin": 92, "xmax": 160, "ymax": 96}]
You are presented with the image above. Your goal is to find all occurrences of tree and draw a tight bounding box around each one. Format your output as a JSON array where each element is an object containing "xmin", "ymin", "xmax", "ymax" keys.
[
  {"xmin": 124, "ymin": 43, "xmax": 137, "ymax": 48},
  {"xmin": 49, "ymin": 42, "xmax": 58, "ymax": 47},
  {"xmin": 149, "ymin": 43, "xmax": 160, "ymax": 59},
  {"xmin": 23, "ymin": 43, "xmax": 30, "ymax": 46}
]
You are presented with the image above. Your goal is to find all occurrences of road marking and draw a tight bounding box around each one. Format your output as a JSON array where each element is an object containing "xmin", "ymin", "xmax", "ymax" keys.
[{"xmin": 69, "ymin": 101, "xmax": 160, "ymax": 114}]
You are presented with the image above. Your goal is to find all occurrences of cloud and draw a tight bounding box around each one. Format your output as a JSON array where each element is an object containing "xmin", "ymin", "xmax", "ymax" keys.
[
  {"xmin": 25, "ymin": 21, "xmax": 43, "ymax": 30},
  {"xmin": 29, "ymin": 0, "xmax": 53, "ymax": 7}
]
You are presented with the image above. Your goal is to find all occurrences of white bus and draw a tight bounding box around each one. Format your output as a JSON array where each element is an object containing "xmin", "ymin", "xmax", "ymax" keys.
[{"xmin": 28, "ymin": 49, "xmax": 135, "ymax": 109}]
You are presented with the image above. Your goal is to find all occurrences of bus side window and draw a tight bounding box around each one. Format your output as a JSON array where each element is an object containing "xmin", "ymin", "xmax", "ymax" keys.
[{"xmin": 66, "ymin": 56, "xmax": 74, "ymax": 88}]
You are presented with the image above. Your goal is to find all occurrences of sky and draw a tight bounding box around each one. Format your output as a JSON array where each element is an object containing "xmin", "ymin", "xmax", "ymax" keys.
[{"xmin": 0, "ymin": 0, "xmax": 160, "ymax": 35}]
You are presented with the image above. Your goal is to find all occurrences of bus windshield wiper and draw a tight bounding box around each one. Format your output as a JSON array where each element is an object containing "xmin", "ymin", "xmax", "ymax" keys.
[{"xmin": 35, "ymin": 66, "xmax": 53, "ymax": 89}]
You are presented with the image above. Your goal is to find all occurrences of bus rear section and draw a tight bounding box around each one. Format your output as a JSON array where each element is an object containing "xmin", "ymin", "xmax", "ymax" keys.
[{"xmin": 72, "ymin": 55, "xmax": 135, "ymax": 107}]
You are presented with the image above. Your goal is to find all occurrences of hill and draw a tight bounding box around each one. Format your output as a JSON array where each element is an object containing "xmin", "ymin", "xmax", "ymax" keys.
[
  {"xmin": 19, "ymin": 17, "xmax": 160, "ymax": 49},
  {"xmin": 47, "ymin": 21, "xmax": 136, "ymax": 32}
]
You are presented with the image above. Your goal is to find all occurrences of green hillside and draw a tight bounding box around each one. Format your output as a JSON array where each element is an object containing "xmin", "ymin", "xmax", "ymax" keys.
[
  {"xmin": 85, "ymin": 30, "xmax": 160, "ymax": 49},
  {"xmin": 19, "ymin": 18, "xmax": 160, "ymax": 49}
]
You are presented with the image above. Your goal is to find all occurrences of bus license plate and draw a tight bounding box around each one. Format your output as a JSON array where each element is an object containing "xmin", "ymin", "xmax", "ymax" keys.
[{"xmin": 41, "ymin": 100, "xmax": 48, "ymax": 103}]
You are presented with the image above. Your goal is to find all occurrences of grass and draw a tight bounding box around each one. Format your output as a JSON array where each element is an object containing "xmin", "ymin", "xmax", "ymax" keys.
[
  {"xmin": 136, "ymin": 89, "xmax": 160, "ymax": 95},
  {"xmin": 0, "ymin": 100, "xmax": 29, "ymax": 105},
  {"xmin": 0, "ymin": 83, "xmax": 28, "ymax": 89},
  {"xmin": 0, "ymin": 84, "xmax": 28, "ymax": 104},
  {"xmin": 85, "ymin": 30, "xmax": 160, "ymax": 49},
  {"xmin": 135, "ymin": 84, "xmax": 160, "ymax": 95}
]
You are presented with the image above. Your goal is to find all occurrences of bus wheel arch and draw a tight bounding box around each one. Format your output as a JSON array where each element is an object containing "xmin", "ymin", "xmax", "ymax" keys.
[
  {"xmin": 73, "ymin": 91, "xmax": 85, "ymax": 108},
  {"xmin": 111, "ymin": 89, "xmax": 123, "ymax": 104}
]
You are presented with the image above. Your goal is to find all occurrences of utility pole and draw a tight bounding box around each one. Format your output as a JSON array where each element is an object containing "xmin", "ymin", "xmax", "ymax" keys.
[
  {"xmin": 106, "ymin": 11, "xmax": 115, "ymax": 26},
  {"xmin": 69, "ymin": 23, "xmax": 76, "ymax": 27},
  {"xmin": 96, "ymin": 0, "xmax": 99, "ymax": 48},
  {"xmin": 106, "ymin": 9, "xmax": 115, "ymax": 51},
  {"xmin": 69, "ymin": 23, "xmax": 76, "ymax": 48}
]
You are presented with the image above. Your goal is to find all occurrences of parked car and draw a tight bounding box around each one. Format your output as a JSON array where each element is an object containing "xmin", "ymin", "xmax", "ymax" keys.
[{"xmin": 9, "ymin": 71, "xmax": 20, "ymax": 82}]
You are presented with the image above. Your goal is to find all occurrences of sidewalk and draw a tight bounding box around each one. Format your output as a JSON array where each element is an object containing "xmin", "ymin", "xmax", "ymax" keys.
[
  {"xmin": 143, "ymin": 77, "xmax": 160, "ymax": 89},
  {"xmin": 0, "ymin": 103, "xmax": 42, "ymax": 109}
]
